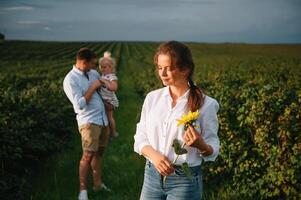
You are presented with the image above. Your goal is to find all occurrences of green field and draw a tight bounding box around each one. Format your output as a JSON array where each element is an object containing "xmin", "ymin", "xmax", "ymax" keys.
[{"xmin": 1, "ymin": 41, "xmax": 301, "ymax": 200}]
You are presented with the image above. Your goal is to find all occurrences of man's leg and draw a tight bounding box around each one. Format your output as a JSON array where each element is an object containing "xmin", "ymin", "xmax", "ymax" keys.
[
  {"xmin": 78, "ymin": 123, "xmax": 101, "ymax": 192},
  {"xmin": 79, "ymin": 151, "xmax": 93, "ymax": 190},
  {"xmin": 92, "ymin": 126, "xmax": 109, "ymax": 189},
  {"xmin": 91, "ymin": 147, "xmax": 105, "ymax": 188}
]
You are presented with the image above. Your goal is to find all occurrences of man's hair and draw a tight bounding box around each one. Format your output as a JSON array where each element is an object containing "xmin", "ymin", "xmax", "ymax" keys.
[{"xmin": 76, "ymin": 48, "xmax": 96, "ymax": 61}]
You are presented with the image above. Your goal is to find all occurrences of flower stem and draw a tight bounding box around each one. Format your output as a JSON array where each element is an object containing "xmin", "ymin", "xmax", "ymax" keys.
[
  {"xmin": 172, "ymin": 143, "xmax": 186, "ymax": 164},
  {"xmin": 163, "ymin": 142, "xmax": 186, "ymax": 185}
]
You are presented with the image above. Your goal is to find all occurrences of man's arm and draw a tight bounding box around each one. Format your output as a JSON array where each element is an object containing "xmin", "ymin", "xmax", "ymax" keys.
[
  {"xmin": 84, "ymin": 79, "xmax": 102, "ymax": 103},
  {"xmin": 63, "ymin": 77, "xmax": 102, "ymax": 110}
]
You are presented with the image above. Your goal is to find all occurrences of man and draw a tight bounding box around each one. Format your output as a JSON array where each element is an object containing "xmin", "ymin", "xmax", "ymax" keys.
[{"xmin": 63, "ymin": 48, "xmax": 110, "ymax": 200}]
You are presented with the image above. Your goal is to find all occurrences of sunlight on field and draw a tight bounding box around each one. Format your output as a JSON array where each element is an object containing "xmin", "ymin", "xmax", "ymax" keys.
[{"xmin": 1, "ymin": 41, "xmax": 300, "ymax": 200}]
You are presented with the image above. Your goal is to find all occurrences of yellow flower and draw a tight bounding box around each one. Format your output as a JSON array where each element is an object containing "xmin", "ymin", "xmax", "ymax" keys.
[{"xmin": 176, "ymin": 110, "xmax": 200, "ymax": 127}]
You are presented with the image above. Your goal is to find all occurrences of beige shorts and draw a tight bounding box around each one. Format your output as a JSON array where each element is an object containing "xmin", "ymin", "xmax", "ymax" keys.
[{"xmin": 78, "ymin": 123, "xmax": 109, "ymax": 152}]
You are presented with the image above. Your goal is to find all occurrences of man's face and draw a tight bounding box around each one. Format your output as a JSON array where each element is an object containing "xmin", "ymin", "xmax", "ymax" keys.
[{"xmin": 84, "ymin": 58, "xmax": 96, "ymax": 72}]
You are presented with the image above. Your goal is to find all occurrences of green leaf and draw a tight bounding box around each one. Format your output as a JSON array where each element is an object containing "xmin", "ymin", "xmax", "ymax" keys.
[
  {"xmin": 172, "ymin": 139, "xmax": 187, "ymax": 155},
  {"xmin": 182, "ymin": 162, "xmax": 193, "ymax": 179}
]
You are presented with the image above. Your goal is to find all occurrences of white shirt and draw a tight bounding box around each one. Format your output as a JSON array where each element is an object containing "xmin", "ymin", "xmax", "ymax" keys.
[
  {"xmin": 134, "ymin": 86, "xmax": 220, "ymax": 167},
  {"xmin": 63, "ymin": 66, "xmax": 108, "ymax": 127}
]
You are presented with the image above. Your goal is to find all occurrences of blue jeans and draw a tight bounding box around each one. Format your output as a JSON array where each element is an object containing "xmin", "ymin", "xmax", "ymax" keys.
[{"xmin": 140, "ymin": 161, "xmax": 203, "ymax": 200}]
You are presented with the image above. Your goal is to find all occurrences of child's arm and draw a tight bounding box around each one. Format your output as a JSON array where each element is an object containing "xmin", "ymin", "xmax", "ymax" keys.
[{"xmin": 100, "ymin": 79, "xmax": 118, "ymax": 91}]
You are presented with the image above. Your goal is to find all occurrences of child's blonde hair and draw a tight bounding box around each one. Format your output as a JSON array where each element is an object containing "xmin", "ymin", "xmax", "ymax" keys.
[{"xmin": 99, "ymin": 51, "xmax": 116, "ymax": 73}]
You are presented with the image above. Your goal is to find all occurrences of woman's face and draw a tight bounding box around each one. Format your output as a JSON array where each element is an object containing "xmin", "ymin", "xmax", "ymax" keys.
[{"xmin": 157, "ymin": 54, "xmax": 188, "ymax": 87}]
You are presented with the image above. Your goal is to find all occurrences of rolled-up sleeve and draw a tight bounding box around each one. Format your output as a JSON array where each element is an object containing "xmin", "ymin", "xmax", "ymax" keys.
[
  {"xmin": 77, "ymin": 96, "xmax": 87, "ymax": 110},
  {"xmin": 63, "ymin": 76, "xmax": 87, "ymax": 111},
  {"xmin": 134, "ymin": 95, "xmax": 150, "ymax": 155},
  {"xmin": 200, "ymin": 99, "xmax": 220, "ymax": 162}
]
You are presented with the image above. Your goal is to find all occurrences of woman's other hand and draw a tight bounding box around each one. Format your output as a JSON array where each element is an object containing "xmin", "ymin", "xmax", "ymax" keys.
[{"xmin": 152, "ymin": 152, "xmax": 175, "ymax": 176}]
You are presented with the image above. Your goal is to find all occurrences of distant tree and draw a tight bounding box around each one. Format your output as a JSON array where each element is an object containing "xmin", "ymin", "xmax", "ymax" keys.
[{"xmin": 0, "ymin": 33, "xmax": 5, "ymax": 41}]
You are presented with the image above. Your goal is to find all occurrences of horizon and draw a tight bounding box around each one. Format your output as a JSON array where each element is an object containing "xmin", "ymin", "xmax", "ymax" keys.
[{"xmin": 2, "ymin": 39, "xmax": 301, "ymax": 45}]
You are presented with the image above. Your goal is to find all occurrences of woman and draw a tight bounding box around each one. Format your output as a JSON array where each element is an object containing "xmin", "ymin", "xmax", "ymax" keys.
[{"xmin": 134, "ymin": 41, "xmax": 220, "ymax": 200}]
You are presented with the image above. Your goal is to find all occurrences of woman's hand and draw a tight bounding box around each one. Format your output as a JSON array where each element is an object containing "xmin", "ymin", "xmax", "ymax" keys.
[
  {"xmin": 151, "ymin": 152, "xmax": 174, "ymax": 176},
  {"xmin": 141, "ymin": 145, "xmax": 174, "ymax": 176},
  {"xmin": 183, "ymin": 125, "xmax": 213, "ymax": 156},
  {"xmin": 183, "ymin": 125, "xmax": 201, "ymax": 148}
]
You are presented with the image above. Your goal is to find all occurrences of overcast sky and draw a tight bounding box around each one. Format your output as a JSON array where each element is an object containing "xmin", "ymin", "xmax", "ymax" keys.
[{"xmin": 0, "ymin": 0, "xmax": 300, "ymax": 43}]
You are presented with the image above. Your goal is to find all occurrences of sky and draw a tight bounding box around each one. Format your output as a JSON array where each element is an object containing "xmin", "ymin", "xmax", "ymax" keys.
[{"xmin": 0, "ymin": 0, "xmax": 301, "ymax": 43}]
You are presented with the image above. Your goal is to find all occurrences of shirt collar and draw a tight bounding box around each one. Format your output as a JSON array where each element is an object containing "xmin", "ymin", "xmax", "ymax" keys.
[
  {"xmin": 163, "ymin": 86, "xmax": 190, "ymax": 101},
  {"xmin": 73, "ymin": 65, "xmax": 86, "ymax": 75}
]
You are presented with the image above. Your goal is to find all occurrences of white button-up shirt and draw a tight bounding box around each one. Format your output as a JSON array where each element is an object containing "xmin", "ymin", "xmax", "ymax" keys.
[
  {"xmin": 134, "ymin": 86, "xmax": 220, "ymax": 167},
  {"xmin": 63, "ymin": 66, "xmax": 108, "ymax": 127}
]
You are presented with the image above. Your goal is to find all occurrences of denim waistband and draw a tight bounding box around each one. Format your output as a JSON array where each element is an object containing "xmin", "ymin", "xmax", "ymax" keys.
[{"xmin": 146, "ymin": 160, "xmax": 201, "ymax": 171}]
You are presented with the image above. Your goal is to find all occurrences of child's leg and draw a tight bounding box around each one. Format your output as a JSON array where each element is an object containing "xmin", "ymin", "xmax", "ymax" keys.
[
  {"xmin": 106, "ymin": 109, "xmax": 117, "ymax": 137},
  {"xmin": 104, "ymin": 101, "xmax": 118, "ymax": 137}
]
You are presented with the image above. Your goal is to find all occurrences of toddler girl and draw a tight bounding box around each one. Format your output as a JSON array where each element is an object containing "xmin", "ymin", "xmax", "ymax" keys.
[{"xmin": 99, "ymin": 51, "xmax": 119, "ymax": 138}]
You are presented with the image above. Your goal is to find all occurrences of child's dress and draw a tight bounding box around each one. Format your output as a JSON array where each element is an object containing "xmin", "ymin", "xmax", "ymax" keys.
[{"xmin": 99, "ymin": 73, "xmax": 119, "ymax": 108}]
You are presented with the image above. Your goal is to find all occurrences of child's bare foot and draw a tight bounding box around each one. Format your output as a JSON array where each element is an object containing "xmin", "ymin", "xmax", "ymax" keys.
[{"xmin": 112, "ymin": 132, "xmax": 119, "ymax": 138}]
